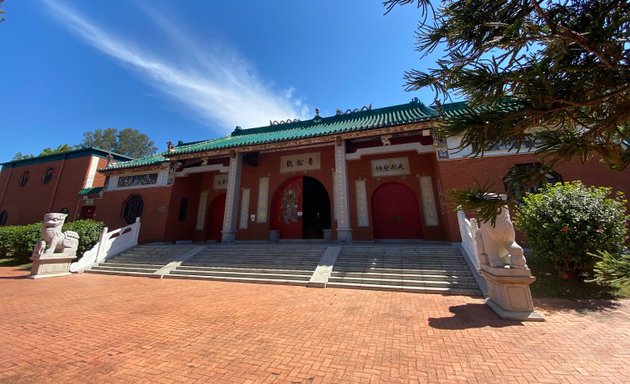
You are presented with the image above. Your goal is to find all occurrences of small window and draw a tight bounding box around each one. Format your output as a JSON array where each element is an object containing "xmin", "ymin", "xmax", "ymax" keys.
[
  {"xmin": 0, "ymin": 210, "xmax": 7, "ymax": 226},
  {"xmin": 42, "ymin": 168, "xmax": 54, "ymax": 184},
  {"xmin": 122, "ymin": 194, "xmax": 144, "ymax": 224},
  {"xmin": 18, "ymin": 171, "xmax": 30, "ymax": 187},
  {"xmin": 503, "ymin": 163, "xmax": 562, "ymax": 200},
  {"xmin": 178, "ymin": 198, "xmax": 189, "ymax": 221}
]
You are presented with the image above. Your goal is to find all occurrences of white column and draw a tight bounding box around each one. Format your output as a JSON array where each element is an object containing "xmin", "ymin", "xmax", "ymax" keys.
[
  {"xmin": 334, "ymin": 140, "xmax": 352, "ymax": 242},
  {"xmin": 221, "ymin": 153, "xmax": 243, "ymax": 242}
]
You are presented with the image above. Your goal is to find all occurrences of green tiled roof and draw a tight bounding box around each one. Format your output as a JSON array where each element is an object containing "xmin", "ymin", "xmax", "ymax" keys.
[
  {"xmin": 1, "ymin": 147, "xmax": 132, "ymax": 168},
  {"xmin": 169, "ymin": 99, "xmax": 437, "ymax": 156},
  {"xmin": 100, "ymin": 153, "xmax": 167, "ymax": 171},
  {"xmin": 101, "ymin": 98, "xmax": 523, "ymax": 172},
  {"xmin": 78, "ymin": 187, "xmax": 103, "ymax": 196}
]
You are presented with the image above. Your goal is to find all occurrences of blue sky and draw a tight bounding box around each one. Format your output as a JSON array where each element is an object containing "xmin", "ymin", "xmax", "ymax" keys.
[{"xmin": 1, "ymin": 1, "xmax": 441, "ymax": 160}]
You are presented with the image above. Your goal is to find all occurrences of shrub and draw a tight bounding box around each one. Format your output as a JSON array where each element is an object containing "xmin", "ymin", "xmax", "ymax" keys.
[
  {"xmin": 62, "ymin": 219, "xmax": 105, "ymax": 258},
  {"xmin": 514, "ymin": 181, "xmax": 629, "ymax": 279},
  {"xmin": 0, "ymin": 226, "xmax": 16, "ymax": 258},
  {"xmin": 0, "ymin": 219, "xmax": 105, "ymax": 263},
  {"xmin": 0, "ymin": 223, "xmax": 42, "ymax": 262}
]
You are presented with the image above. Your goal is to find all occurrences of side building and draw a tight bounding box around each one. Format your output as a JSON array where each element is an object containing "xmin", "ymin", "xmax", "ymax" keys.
[
  {"xmin": 0, "ymin": 148, "xmax": 132, "ymax": 226},
  {"xmin": 89, "ymin": 100, "xmax": 629, "ymax": 244}
]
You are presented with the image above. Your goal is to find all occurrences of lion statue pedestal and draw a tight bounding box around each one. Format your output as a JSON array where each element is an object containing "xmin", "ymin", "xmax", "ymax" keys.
[
  {"xmin": 29, "ymin": 213, "xmax": 80, "ymax": 279},
  {"xmin": 473, "ymin": 196, "xmax": 544, "ymax": 321}
]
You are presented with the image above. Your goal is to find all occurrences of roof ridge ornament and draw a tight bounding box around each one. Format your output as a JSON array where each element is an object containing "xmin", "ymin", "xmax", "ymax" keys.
[
  {"xmin": 269, "ymin": 119, "xmax": 301, "ymax": 126},
  {"xmin": 433, "ymin": 99, "xmax": 443, "ymax": 116},
  {"xmin": 335, "ymin": 104, "xmax": 372, "ymax": 115}
]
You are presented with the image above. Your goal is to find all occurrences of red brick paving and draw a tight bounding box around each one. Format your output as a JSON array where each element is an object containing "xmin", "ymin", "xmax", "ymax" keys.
[{"xmin": 1, "ymin": 266, "xmax": 629, "ymax": 383}]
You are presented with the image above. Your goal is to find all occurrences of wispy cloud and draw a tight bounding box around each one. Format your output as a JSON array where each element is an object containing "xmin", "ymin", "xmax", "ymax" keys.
[{"xmin": 41, "ymin": 0, "xmax": 310, "ymax": 132}]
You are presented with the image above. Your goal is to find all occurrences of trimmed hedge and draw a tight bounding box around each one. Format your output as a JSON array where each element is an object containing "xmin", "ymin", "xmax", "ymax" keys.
[{"xmin": 0, "ymin": 219, "xmax": 105, "ymax": 263}]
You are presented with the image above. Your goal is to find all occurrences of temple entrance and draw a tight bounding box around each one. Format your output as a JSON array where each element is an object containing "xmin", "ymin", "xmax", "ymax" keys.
[
  {"xmin": 271, "ymin": 176, "xmax": 331, "ymax": 239},
  {"xmin": 206, "ymin": 193, "xmax": 226, "ymax": 242},
  {"xmin": 372, "ymin": 182, "xmax": 422, "ymax": 239}
]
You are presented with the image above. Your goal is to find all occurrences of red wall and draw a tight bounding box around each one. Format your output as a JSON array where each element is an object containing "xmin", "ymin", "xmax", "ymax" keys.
[
  {"xmin": 0, "ymin": 155, "xmax": 99, "ymax": 225},
  {"xmin": 164, "ymin": 174, "xmax": 201, "ymax": 242},
  {"xmin": 95, "ymin": 186, "xmax": 172, "ymax": 244},
  {"xmin": 435, "ymin": 153, "xmax": 630, "ymax": 241}
]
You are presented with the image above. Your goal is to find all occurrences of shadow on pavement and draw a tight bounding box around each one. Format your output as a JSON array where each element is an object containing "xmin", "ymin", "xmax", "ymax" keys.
[
  {"xmin": 428, "ymin": 303, "xmax": 524, "ymax": 330},
  {"xmin": 534, "ymin": 298, "xmax": 621, "ymax": 314}
]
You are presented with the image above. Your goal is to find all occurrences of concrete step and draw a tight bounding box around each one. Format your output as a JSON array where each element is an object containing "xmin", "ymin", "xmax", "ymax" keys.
[
  {"xmin": 325, "ymin": 282, "xmax": 481, "ymax": 296},
  {"xmin": 90, "ymin": 264, "xmax": 161, "ymax": 274},
  {"xmin": 87, "ymin": 269, "xmax": 160, "ymax": 278},
  {"xmin": 327, "ymin": 245, "xmax": 481, "ymax": 295},
  {"xmin": 175, "ymin": 266, "xmax": 314, "ymax": 275},
  {"xmin": 170, "ymin": 269, "xmax": 312, "ymax": 281},
  {"xmin": 331, "ymin": 266, "xmax": 471, "ymax": 274},
  {"xmin": 327, "ymin": 275, "xmax": 478, "ymax": 289},
  {"xmin": 165, "ymin": 274, "xmax": 307, "ymax": 286},
  {"xmin": 330, "ymin": 270, "xmax": 476, "ymax": 282},
  {"xmin": 97, "ymin": 262, "xmax": 165, "ymax": 269}
]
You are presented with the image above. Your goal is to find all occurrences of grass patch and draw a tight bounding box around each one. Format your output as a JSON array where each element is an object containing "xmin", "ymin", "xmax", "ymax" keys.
[
  {"xmin": 0, "ymin": 257, "xmax": 32, "ymax": 270},
  {"xmin": 528, "ymin": 254, "xmax": 630, "ymax": 299}
]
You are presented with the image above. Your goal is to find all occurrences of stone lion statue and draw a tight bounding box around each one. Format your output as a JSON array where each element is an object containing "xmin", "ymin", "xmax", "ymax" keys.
[
  {"xmin": 33, "ymin": 213, "xmax": 80, "ymax": 257},
  {"xmin": 474, "ymin": 201, "xmax": 527, "ymax": 269}
]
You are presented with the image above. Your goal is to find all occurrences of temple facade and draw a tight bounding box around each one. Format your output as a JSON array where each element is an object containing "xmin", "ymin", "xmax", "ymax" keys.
[{"xmin": 91, "ymin": 99, "xmax": 629, "ymax": 244}]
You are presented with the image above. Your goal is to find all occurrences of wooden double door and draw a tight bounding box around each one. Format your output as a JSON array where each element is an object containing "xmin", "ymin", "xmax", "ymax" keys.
[{"xmin": 372, "ymin": 182, "xmax": 423, "ymax": 239}]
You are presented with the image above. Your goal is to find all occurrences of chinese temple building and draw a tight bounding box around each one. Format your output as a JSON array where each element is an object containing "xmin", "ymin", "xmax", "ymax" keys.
[{"xmin": 3, "ymin": 99, "xmax": 628, "ymax": 245}]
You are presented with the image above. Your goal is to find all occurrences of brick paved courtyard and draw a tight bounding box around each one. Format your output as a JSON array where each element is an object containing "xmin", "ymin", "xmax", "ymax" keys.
[{"xmin": 1, "ymin": 266, "xmax": 629, "ymax": 383}]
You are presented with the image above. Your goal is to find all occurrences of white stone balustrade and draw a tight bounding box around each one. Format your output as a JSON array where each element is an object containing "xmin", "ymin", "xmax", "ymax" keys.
[{"xmin": 70, "ymin": 217, "xmax": 141, "ymax": 273}]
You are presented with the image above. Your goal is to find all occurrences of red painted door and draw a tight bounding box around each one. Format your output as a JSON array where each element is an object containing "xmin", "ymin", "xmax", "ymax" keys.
[
  {"xmin": 207, "ymin": 194, "xmax": 226, "ymax": 242},
  {"xmin": 79, "ymin": 205, "xmax": 96, "ymax": 220},
  {"xmin": 372, "ymin": 183, "xmax": 422, "ymax": 239},
  {"xmin": 271, "ymin": 177, "xmax": 303, "ymax": 239}
]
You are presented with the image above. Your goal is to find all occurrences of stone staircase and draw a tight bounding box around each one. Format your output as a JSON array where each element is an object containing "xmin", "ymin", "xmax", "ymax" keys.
[
  {"xmin": 88, "ymin": 244, "xmax": 200, "ymax": 277},
  {"xmin": 85, "ymin": 242, "xmax": 481, "ymax": 296},
  {"xmin": 165, "ymin": 243, "xmax": 327, "ymax": 285},
  {"xmin": 327, "ymin": 244, "xmax": 481, "ymax": 296}
]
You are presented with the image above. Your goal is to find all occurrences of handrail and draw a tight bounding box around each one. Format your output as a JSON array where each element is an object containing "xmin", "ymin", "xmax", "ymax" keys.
[
  {"xmin": 457, "ymin": 210, "xmax": 480, "ymax": 272},
  {"xmin": 70, "ymin": 217, "xmax": 141, "ymax": 273}
]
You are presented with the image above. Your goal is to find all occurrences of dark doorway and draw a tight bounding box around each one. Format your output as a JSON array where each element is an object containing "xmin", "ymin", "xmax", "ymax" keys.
[
  {"xmin": 302, "ymin": 176, "xmax": 331, "ymax": 239},
  {"xmin": 372, "ymin": 182, "xmax": 422, "ymax": 239},
  {"xmin": 206, "ymin": 193, "xmax": 226, "ymax": 242},
  {"xmin": 271, "ymin": 176, "xmax": 331, "ymax": 239}
]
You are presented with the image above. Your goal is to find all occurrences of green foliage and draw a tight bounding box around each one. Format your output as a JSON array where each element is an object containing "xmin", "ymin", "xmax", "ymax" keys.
[
  {"xmin": 590, "ymin": 251, "xmax": 630, "ymax": 287},
  {"xmin": 39, "ymin": 144, "xmax": 76, "ymax": 156},
  {"xmin": 12, "ymin": 152, "xmax": 35, "ymax": 160},
  {"xmin": 448, "ymin": 181, "xmax": 507, "ymax": 226},
  {"xmin": 0, "ymin": 220, "xmax": 104, "ymax": 263},
  {"xmin": 514, "ymin": 181, "xmax": 629, "ymax": 279},
  {"xmin": 62, "ymin": 219, "xmax": 105, "ymax": 258},
  {"xmin": 385, "ymin": 0, "xmax": 630, "ymax": 170},
  {"xmin": 13, "ymin": 144, "xmax": 78, "ymax": 160},
  {"xmin": 0, "ymin": 223, "xmax": 41, "ymax": 262},
  {"xmin": 81, "ymin": 127, "xmax": 157, "ymax": 158}
]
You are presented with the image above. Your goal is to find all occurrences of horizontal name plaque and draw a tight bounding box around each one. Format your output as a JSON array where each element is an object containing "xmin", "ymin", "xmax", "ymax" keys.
[
  {"xmin": 280, "ymin": 152, "xmax": 320, "ymax": 173},
  {"xmin": 213, "ymin": 174, "xmax": 228, "ymax": 189},
  {"xmin": 371, "ymin": 157, "xmax": 410, "ymax": 177}
]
